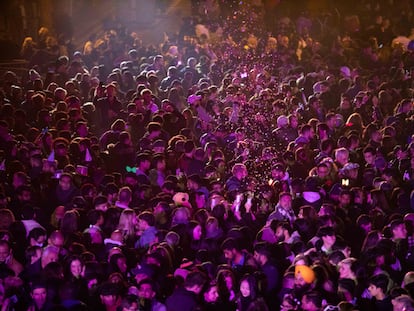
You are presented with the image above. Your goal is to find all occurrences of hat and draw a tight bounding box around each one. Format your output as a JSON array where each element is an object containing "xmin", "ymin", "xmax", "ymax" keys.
[
  {"xmin": 172, "ymin": 192, "xmax": 190, "ymax": 206},
  {"xmin": 342, "ymin": 162, "xmax": 359, "ymax": 171},
  {"xmin": 174, "ymin": 268, "xmax": 189, "ymax": 280},
  {"xmin": 304, "ymin": 176, "xmax": 320, "ymax": 192},
  {"xmin": 131, "ymin": 263, "xmax": 155, "ymax": 277},
  {"xmin": 187, "ymin": 94, "xmax": 202, "ymax": 105},
  {"xmin": 277, "ymin": 115, "xmax": 289, "ymax": 127},
  {"xmin": 295, "ymin": 265, "xmax": 316, "ymax": 284},
  {"xmin": 153, "ymin": 139, "xmax": 166, "ymax": 148}
]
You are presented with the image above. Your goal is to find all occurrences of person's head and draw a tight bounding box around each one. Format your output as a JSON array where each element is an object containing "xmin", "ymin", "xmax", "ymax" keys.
[
  {"xmin": 318, "ymin": 226, "xmax": 336, "ymax": 249},
  {"xmin": 392, "ymin": 295, "xmax": 414, "ymax": 311},
  {"xmin": 203, "ymin": 280, "xmax": 219, "ymax": 303},
  {"xmin": 189, "ymin": 221, "xmax": 203, "ymax": 241},
  {"xmin": 217, "ymin": 268, "xmax": 236, "ymax": 291},
  {"xmin": 138, "ymin": 211, "xmax": 155, "ymax": 231},
  {"xmin": 279, "ymin": 192, "xmax": 292, "ymax": 210},
  {"xmin": 316, "ymin": 163, "xmax": 329, "ymax": 180},
  {"xmin": 368, "ymin": 273, "xmax": 389, "ymax": 299},
  {"xmin": 118, "ymin": 186, "xmax": 132, "ymax": 204},
  {"xmin": 301, "ymin": 291, "xmax": 322, "ymax": 311},
  {"xmin": 66, "ymin": 255, "xmax": 84, "ymax": 279},
  {"xmin": 94, "ymin": 195, "xmax": 109, "ymax": 212},
  {"xmin": 301, "ymin": 124, "xmax": 315, "ymax": 140},
  {"xmin": 339, "ymin": 189, "xmax": 352, "ymax": 207},
  {"xmin": 99, "ymin": 281, "xmax": 120, "ymax": 307},
  {"xmin": 136, "ymin": 153, "xmax": 151, "ymax": 170},
  {"xmin": 87, "ymin": 209, "xmax": 104, "ymax": 227},
  {"xmin": 403, "ymin": 271, "xmax": 414, "ymax": 288},
  {"xmin": 275, "ymin": 221, "xmax": 292, "ymax": 242},
  {"xmin": 0, "ymin": 240, "xmax": 11, "ymax": 264},
  {"xmin": 58, "ymin": 173, "xmax": 73, "ymax": 191},
  {"xmin": 239, "ymin": 274, "xmax": 258, "ymax": 299},
  {"xmin": 31, "ymin": 282, "xmax": 47, "ymax": 309},
  {"xmin": 295, "ymin": 265, "xmax": 315, "ymax": 288},
  {"xmin": 221, "ymin": 238, "xmax": 241, "ymax": 262},
  {"xmin": 271, "ymin": 163, "xmax": 286, "ymax": 180},
  {"xmin": 41, "ymin": 245, "xmax": 59, "ymax": 268},
  {"xmin": 334, "ymin": 148, "xmax": 349, "ymax": 166},
  {"xmin": 280, "ymin": 293, "xmax": 299, "ymax": 311},
  {"xmin": 12, "ymin": 171, "xmax": 29, "ymax": 189},
  {"xmin": 25, "ymin": 245, "xmax": 42, "ymax": 265},
  {"xmin": 338, "ymin": 257, "xmax": 356, "ymax": 279},
  {"xmin": 17, "ymin": 185, "xmax": 32, "ymax": 203},
  {"xmin": 232, "ymin": 163, "xmax": 248, "ymax": 180},
  {"xmin": 254, "ymin": 242, "xmax": 272, "ymax": 266},
  {"xmin": 0, "ymin": 209, "xmax": 15, "ymax": 230},
  {"xmin": 363, "ymin": 146, "xmax": 376, "ymax": 166},
  {"xmin": 391, "ymin": 219, "xmax": 407, "ymax": 240},
  {"xmin": 29, "ymin": 227, "xmax": 47, "ymax": 247},
  {"xmin": 60, "ymin": 209, "xmax": 80, "ymax": 236},
  {"xmin": 119, "ymin": 294, "xmax": 138, "ymax": 311},
  {"xmin": 118, "ymin": 208, "xmax": 137, "ymax": 236},
  {"xmin": 356, "ymin": 214, "xmax": 371, "ymax": 233},
  {"xmin": 184, "ymin": 271, "xmax": 207, "ymax": 294},
  {"xmin": 299, "ymin": 205, "xmax": 317, "ymax": 220},
  {"xmin": 48, "ymin": 230, "xmax": 65, "ymax": 249},
  {"xmin": 137, "ymin": 278, "xmax": 157, "ymax": 300}
]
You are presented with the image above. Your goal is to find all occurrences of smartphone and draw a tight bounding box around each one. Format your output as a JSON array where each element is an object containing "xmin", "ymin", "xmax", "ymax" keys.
[
  {"xmin": 246, "ymin": 192, "xmax": 253, "ymax": 205},
  {"xmin": 54, "ymin": 170, "xmax": 63, "ymax": 179},
  {"xmin": 341, "ymin": 179, "xmax": 349, "ymax": 187},
  {"xmin": 234, "ymin": 193, "xmax": 243, "ymax": 212},
  {"xmin": 240, "ymin": 72, "xmax": 248, "ymax": 79},
  {"xmin": 211, "ymin": 196, "xmax": 220, "ymax": 209}
]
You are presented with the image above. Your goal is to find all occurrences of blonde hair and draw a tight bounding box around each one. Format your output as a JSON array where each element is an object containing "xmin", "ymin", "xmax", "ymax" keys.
[
  {"xmin": 346, "ymin": 112, "xmax": 363, "ymax": 130},
  {"xmin": 118, "ymin": 209, "xmax": 136, "ymax": 238}
]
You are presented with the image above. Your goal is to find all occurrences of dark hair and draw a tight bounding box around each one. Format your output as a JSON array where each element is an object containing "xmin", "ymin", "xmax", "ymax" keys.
[
  {"xmin": 87, "ymin": 209, "xmax": 103, "ymax": 226},
  {"xmin": 240, "ymin": 274, "xmax": 259, "ymax": 300},
  {"xmin": 28, "ymin": 227, "xmax": 47, "ymax": 241},
  {"xmin": 363, "ymin": 146, "xmax": 376, "ymax": 155},
  {"xmin": 303, "ymin": 290, "xmax": 322, "ymax": 308},
  {"xmin": 390, "ymin": 219, "xmax": 405, "ymax": 232},
  {"xmin": 369, "ymin": 273, "xmax": 389, "ymax": 293},
  {"xmin": 136, "ymin": 152, "xmax": 151, "ymax": 165},
  {"xmin": 138, "ymin": 211, "xmax": 155, "ymax": 227},
  {"xmin": 119, "ymin": 294, "xmax": 138, "ymax": 309},
  {"xmin": 184, "ymin": 140, "xmax": 195, "ymax": 153},
  {"xmin": 317, "ymin": 226, "xmax": 335, "ymax": 238},
  {"xmin": 221, "ymin": 237, "xmax": 241, "ymax": 252},
  {"xmin": 300, "ymin": 124, "xmax": 312, "ymax": 134},
  {"xmin": 254, "ymin": 242, "xmax": 272, "ymax": 259},
  {"xmin": 184, "ymin": 270, "xmax": 207, "ymax": 288}
]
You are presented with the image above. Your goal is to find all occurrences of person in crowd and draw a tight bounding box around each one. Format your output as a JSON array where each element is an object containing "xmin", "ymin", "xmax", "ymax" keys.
[
  {"xmin": 165, "ymin": 270, "xmax": 207, "ymax": 311},
  {"xmin": 2, "ymin": 2, "xmax": 414, "ymax": 309}
]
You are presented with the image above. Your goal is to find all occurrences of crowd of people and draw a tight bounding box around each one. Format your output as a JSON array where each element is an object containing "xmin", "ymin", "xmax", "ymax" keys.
[{"xmin": 2, "ymin": 0, "xmax": 414, "ymax": 310}]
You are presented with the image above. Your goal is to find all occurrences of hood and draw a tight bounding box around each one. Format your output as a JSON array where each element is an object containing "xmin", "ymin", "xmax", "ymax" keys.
[{"xmin": 302, "ymin": 191, "xmax": 321, "ymax": 203}]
